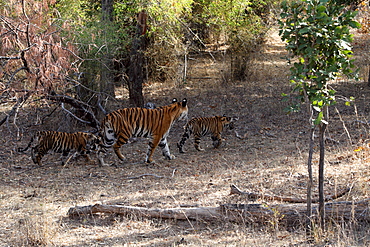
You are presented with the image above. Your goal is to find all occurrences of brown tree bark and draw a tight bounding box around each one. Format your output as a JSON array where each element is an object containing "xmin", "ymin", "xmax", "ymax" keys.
[
  {"xmin": 100, "ymin": 0, "xmax": 115, "ymax": 98},
  {"xmin": 127, "ymin": 11, "xmax": 148, "ymax": 107},
  {"xmin": 318, "ymin": 122, "xmax": 328, "ymax": 229},
  {"xmin": 306, "ymin": 126, "xmax": 315, "ymax": 234},
  {"xmin": 128, "ymin": 51, "xmax": 144, "ymax": 107}
]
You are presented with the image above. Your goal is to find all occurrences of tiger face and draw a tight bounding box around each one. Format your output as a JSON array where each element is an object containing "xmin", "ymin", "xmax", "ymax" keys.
[
  {"xmin": 100, "ymin": 121, "xmax": 116, "ymax": 148},
  {"xmin": 85, "ymin": 132, "xmax": 100, "ymax": 153},
  {"xmin": 223, "ymin": 117, "xmax": 235, "ymax": 130},
  {"xmin": 98, "ymin": 98, "xmax": 188, "ymax": 166}
]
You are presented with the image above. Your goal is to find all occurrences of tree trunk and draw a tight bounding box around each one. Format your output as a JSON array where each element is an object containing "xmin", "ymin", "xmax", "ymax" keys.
[
  {"xmin": 318, "ymin": 122, "xmax": 327, "ymax": 230},
  {"xmin": 100, "ymin": 0, "xmax": 115, "ymax": 97},
  {"xmin": 368, "ymin": 65, "xmax": 370, "ymax": 87},
  {"xmin": 128, "ymin": 51, "xmax": 144, "ymax": 107},
  {"xmin": 127, "ymin": 11, "xmax": 147, "ymax": 107},
  {"xmin": 102, "ymin": 0, "xmax": 113, "ymax": 22},
  {"xmin": 306, "ymin": 126, "xmax": 315, "ymax": 234}
]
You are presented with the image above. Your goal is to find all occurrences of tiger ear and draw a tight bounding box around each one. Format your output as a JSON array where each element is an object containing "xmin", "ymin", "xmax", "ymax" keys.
[
  {"xmin": 172, "ymin": 98, "xmax": 178, "ymax": 103},
  {"xmin": 181, "ymin": 98, "xmax": 187, "ymax": 107}
]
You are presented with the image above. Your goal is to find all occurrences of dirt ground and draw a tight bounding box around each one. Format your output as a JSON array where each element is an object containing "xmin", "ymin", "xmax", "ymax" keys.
[{"xmin": 1, "ymin": 29, "xmax": 370, "ymax": 246}]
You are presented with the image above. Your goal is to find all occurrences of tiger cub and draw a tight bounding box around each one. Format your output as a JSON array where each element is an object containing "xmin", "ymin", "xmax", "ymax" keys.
[
  {"xmin": 98, "ymin": 98, "xmax": 188, "ymax": 166},
  {"xmin": 177, "ymin": 115, "xmax": 234, "ymax": 153},
  {"xmin": 18, "ymin": 131, "xmax": 99, "ymax": 166}
]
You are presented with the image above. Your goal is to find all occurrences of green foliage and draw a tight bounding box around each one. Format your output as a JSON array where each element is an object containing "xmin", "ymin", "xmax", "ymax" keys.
[
  {"xmin": 145, "ymin": 0, "xmax": 194, "ymax": 81},
  {"xmin": 52, "ymin": 0, "xmax": 136, "ymax": 92},
  {"xmin": 190, "ymin": 0, "xmax": 273, "ymax": 51},
  {"xmin": 50, "ymin": 0, "xmax": 282, "ymax": 84},
  {"xmin": 55, "ymin": 0, "xmax": 132, "ymax": 59},
  {"xmin": 184, "ymin": 0, "xmax": 281, "ymax": 80},
  {"xmin": 279, "ymin": 0, "xmax": 360, "ymax": 123}
]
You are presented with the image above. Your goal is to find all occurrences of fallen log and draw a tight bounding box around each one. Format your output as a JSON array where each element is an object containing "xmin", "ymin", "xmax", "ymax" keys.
[
  {"xmin": 68, "ymin": 200, "xmax": 370, "ymax": 227},
  {"xmin": 230, "ymin": 184, "xmax": 351, "ymax": 203}
]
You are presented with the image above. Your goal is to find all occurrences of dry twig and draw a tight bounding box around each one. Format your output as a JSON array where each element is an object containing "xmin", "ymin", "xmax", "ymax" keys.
[{"xmin": 126, "ymin": 174, "xmax": 164, "ymax": 179}]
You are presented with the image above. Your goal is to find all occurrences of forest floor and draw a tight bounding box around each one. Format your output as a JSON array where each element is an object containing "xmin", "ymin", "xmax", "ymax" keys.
[{"xmin": 1, "ymin": 28, "xmax": 370, "ymax": 246}]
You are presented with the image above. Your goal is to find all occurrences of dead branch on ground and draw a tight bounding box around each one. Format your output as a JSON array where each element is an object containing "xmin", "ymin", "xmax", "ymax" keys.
[
  {"xmin": 67, "ymin": 200, "xmax": 370, "ymax": 226},
  {"xmin": 126, "ymin": 174, "xmax": 164, "ymax": 179},
  {"xmin": 67, "ymin": 184, "xmax": 368, "ymax": 227},
  {"xmin": 230, "ymin": 184, "xmax": 350, "ymax": 203}
]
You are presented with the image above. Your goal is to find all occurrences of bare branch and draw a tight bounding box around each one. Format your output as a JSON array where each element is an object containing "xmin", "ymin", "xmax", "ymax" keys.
[
  {"xmin": 97, "ymin": 94, "xmax": 108, "ymax": 115},
  {"xmin": 0, "ymin": 91, "xmax": 31, "ymax": 127},
  {"xmin": 45, "ymin": 94, "xmax": 100, "ymax": 129},
  {"xmin": 0, "ymin": 56, "xmax": 21, "ymax": 60},
  {"xmin": 61, "ymin": 103, "xmax": 92, "ymax": 125},
  {"xmin": 21, "ymin": 0, "xmax": 31, "ymax": 47},
  {"xmin": 126, "ymin": 174, "xmax": 164, "ymax": 179},
  {"xmin": 43, "ymin": 41, "xmax": 83, "ymax": 60}
]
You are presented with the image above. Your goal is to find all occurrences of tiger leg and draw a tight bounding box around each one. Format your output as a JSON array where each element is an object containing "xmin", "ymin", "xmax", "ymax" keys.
[
  {"xmin": 31, "ymin": 146, "xmax": 43, "ymax": 166},
  {"xmin": 113, "ymin": 143, "xmax": 125, "ymax": 161},
  {"xmin": 177, "ymin": 131, "xmax": 190, "ymax": 153},
  {"xmin": 212, "ymin": 134, "xmax": 222, "ymax": 148},
  {"xmin": 79, "ymin": 149, "xmax": 92, "ymax": 163},
  {"xmin": 60, "ymin": 150, "xmax": 71, "ymax": 166},
  {"xmin": 159, "ymin": 138, "xmax": 175, "ymax": 160},
  {"xmin": 97, "ymin": 147, "xmax": 109, "ymax": 167},
  {"xmin": 62, "ymin": 151, "xmax": 78, "ymax": 166},
  {"xmin": 194, "ymin": 134, "xmax": 204, "ymax": 151},
  {"xmin": 82, "ymin": 153, "xmax": 92, "ymax": 163},
  {"xmin": 113, "ymin": 134, "xmax": 128, "ymax": 161},
  {"xmin": 146, "ymin": 136, "xmax": 161, "ymax": 163}
]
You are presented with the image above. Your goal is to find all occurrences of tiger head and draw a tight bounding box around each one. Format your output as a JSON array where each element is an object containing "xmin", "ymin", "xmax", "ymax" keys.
[
  {"xmin": 85, "ymin": 133, "xmax": 100, "ymax": 152},
  {"xmin": 100, "ymin": 121, "xmax": 116, "ymax": 148},
  {"xmin": 221, "ymin": 115, "xmax": 237, "ymax": 130},
  {"xmin": 170, "ymin": 98, "xmax": 188, "ymax": 122}
]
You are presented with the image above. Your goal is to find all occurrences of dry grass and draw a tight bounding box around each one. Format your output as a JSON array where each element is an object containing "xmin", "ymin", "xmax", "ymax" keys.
[{"xmin": 1, "ymin": 28, "xmax": 370, "ymax": 246}]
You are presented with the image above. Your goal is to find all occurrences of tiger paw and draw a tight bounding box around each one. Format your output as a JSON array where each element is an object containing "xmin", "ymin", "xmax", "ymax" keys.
[
  {"xmin": 99, "ymin": 161, "xmax": 115, "ymax": 167},
  {"xmin": 165, "ymin": 154, "xmax": 175, "ymax": 160}
]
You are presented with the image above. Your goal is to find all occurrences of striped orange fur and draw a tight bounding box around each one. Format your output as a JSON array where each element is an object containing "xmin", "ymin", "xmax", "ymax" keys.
[
  {"xmin": 177, "ymin": 116, "xmax": 234, "ymax": 153},
  {"xmin": 98, "ymin": 98, "xmax": 188, "ymax": 166}
]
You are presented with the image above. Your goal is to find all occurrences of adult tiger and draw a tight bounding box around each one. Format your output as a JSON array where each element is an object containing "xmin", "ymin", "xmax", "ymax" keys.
[
  {"xmin": 177, "ymin": 115, "xmax": 235, "ymax": 153},
  {"xmin": 18, "ymin": 131, "xmax": 99, "ymax": 166},
  {"xmin": 98, "ymin": 98, "xmax": 188, "ymax": 166}
]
